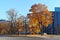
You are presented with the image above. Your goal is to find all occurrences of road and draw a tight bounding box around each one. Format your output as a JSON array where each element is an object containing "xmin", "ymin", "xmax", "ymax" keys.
[{"xmin": 0, "ymin": 35, "xmax": 60, "ymax": 40}]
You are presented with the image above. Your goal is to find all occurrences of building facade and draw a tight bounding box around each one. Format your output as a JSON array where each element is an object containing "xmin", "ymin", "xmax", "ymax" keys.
[{"xmin": 46, "ymin": 7, "xmax": 60, "ymax": 34}]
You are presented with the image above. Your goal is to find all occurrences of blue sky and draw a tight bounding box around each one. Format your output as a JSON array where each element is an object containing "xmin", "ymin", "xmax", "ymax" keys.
[{"xmin": 0, "ymin": 0, "xmax": 60, "ymax": 20}]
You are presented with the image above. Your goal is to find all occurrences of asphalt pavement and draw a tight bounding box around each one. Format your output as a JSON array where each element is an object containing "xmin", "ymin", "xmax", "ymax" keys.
[{"xmin": 0, "ymin": 35, "xmax": 60, "ymax": 40}]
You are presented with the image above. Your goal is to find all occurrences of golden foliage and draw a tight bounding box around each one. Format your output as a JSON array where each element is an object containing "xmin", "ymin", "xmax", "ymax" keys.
[
  {"xmin": 0, "ymin": 21, "xmax": 10, "ymax": 34},
  {"xmin": 27, "ymin": 4, "xmax": 53, "ymax": 34},
  {"xmin": 15, "ymin": 17, "xmax": 24, "ymax": 32}
]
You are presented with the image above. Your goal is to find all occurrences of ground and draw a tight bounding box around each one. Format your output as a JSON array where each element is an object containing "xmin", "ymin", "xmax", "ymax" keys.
[{"xmin": 0, "ymin": 35, "xmax": 60, "ymax": 40}]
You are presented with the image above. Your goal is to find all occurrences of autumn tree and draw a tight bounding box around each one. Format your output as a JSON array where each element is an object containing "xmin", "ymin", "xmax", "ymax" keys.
[
  {"xmin": 15, "ymin": 16, "xmax": 29, "ymax": 34},
  {"xmin": 6, "ymin": 9, "xmax": 17, "ymax": 34},
  {"xmin": 0, "ymin": 21, "xmax": 10, "ymax": 34},
  {"xmin": 27, "ymin": 4, "xmax": 53, "ymax": 34},
  {"xmin": 16, "ymin": 16, "xmax": 24, "ymax": 34}
]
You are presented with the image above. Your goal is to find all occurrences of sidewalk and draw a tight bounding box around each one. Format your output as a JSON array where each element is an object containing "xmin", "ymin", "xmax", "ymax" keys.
[
  {"xmin": 6, "ymin": 34, "xmax": 56, "ymax": 38},
  {"xmin": 2, "ymin": 34, "xmax": 60, "ymax": 38}
]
